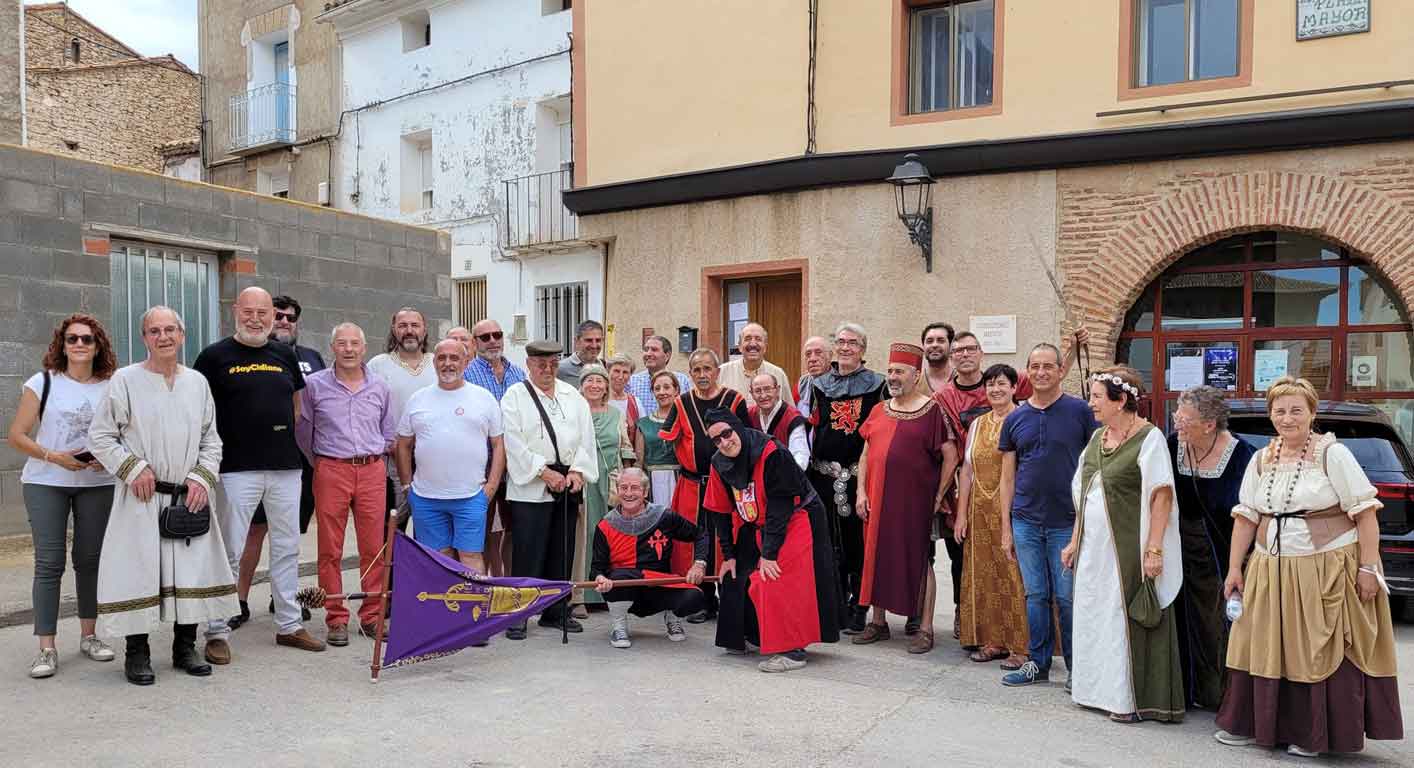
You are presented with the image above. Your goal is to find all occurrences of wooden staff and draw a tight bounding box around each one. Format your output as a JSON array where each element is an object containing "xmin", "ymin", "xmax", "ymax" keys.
[
  {"xmin": 369, "ymin": 508, "xmax": 398, "ymax": 684},
  {"xmin": 301, "ymin": 575, "xmax": 722, "ymax": 608}
]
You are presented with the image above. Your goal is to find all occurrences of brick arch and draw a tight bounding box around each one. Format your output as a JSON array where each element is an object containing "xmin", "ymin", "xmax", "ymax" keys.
[{"xmin": 1066, "ymin": 172, "xmax": 1414, "ymax": 362}]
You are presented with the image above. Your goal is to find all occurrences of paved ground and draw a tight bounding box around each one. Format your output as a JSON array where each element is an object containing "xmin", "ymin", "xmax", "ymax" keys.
[{"xmin": 3, "ymin": 555, "xmax": 1412, "ymax": 767}]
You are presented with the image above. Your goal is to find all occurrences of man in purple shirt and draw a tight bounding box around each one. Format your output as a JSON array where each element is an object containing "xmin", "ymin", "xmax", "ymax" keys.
[{"xmin": 295, "ymin": 322, "xmax": 396, "ymax": 646}]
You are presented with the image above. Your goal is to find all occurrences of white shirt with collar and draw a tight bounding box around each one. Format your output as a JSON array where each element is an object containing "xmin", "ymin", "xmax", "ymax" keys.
[
  {"xmin": 757, "ymin": 399, "xmax": 810, "ymax": 471},
  {"xmin": 718, "ymin": 358, "xmax": 795, "ymax": 407},
  {"xmin": 500, "ymin": 378, "xmax": 599, "ymax": 503}
]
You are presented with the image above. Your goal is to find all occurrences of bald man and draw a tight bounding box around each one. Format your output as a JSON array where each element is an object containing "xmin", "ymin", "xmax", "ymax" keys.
[
  {"xmin": 796, "ymin": 335, "xmax": 831, "ymax": 423},
  {"xmin": 194, "ymin": 288, "xmax": 323, "ymax": 659},
  {"xmin": 718, "ymin": 322, "xmax": 795, "ymax": 408}
]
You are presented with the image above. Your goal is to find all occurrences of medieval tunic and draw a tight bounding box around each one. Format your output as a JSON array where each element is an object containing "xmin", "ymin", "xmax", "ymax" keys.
[
  {"xmin": 90, "ymin": 365, "xmax": 238, "ymax": 637},
  {"xmin": 577, "ymin": 407, "xmax": 633, "ymax": 605},
  {"xmin": 1071, "ymin": 425, "xmax": 1185, "ymax": 722},
  {"xmin": 705, "ymin": 440, "xmax": 841, "ymax": 654},
  {"xmin": 591, "ymin": 504, "xmax": 709, "ymax": 617},
  {"xmin": 660, "ymin": 389, "xmax": 749, "ymax": 575},
  {"xmin": 857, "ymin": 398, "xmax": 952, "ymax": 616},
  {"xmin": 1216, "ymin": 433, "xmax": 1403, "ymax": 753},
  {"xmin": 1169, "ymin": 432, "xmax": 1257, "ymax": 709},
  {"xmin": 636, "ymin": 412, "xmax": 679, "ymax": 505},
  {"xmin": 958, "ymin": 409, "xmax": 1030, "ymax": 654}
]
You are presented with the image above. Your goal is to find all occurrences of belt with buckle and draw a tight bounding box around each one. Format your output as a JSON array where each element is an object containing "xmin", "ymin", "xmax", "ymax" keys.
[
  {"xmin": 320, "ymin": 454, "xmax": 382, "ymax": 466},
  {"xmin": 809, "ymin": 460, "xmax": 859, "ymax": 518}
]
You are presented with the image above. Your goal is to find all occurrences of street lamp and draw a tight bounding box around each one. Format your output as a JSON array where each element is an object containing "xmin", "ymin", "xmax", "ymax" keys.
[{"xmin": 885, "ymin": 153, "xmax": 935, "ymax": 272}]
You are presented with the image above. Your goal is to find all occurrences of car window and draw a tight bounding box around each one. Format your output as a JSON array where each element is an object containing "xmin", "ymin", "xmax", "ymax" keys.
[{"xmin": 1230, "ymin": 425, "xmax": 1408, "ymax": 473}]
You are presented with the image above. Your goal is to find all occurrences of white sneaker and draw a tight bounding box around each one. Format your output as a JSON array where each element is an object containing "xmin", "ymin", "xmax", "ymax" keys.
[
  {"xmin": 80, "ymin": 635, "xmax": 115, "ymax": 662},
  {"xmin": 1287, "ymin": 745, "xmax": 1320, "ymax": 758},
  {"xmin": 1214, "ymin": 730, "xmax": 1255, "ymax": 747},
  {"xmin": 609, "ymin": 618, "xmax": 631, "ymax": 649},
  {"xmin": 29, "ymin": 648, "xmax": 58, "ymax": 679},
  {"xmin": 758, "ymin": 654, "xmax": 806, "ymax": 673},
  {"xmin": 665, "ymin": 615, "xmax": 686, "ymax": 642}
]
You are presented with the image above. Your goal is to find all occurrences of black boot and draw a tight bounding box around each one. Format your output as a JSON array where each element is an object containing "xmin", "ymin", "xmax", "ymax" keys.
[
  {"xmin": 171, "ymin": 623, "xmax": 212, "ymax": 677},
  {"xmin": 124, "ymin": 634, "xmax": 155, "ymax": 686},
  {"xmin": 228, "ymin": 599, "xmax": 251, "ymax": 630}
]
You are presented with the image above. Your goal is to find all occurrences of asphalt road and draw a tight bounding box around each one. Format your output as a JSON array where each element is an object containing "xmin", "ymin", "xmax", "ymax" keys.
[{"xmin": 4, "ymin": 566, "xmax": 1412, "ymax": 768}]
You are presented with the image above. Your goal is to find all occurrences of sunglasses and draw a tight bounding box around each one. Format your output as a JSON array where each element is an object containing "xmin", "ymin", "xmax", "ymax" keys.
[
  {"xmin": 709, "ymin": 430, "xmax": 735, "ymax": 446},
  {"xmin": 274, "ymin": 310, "xmax": 299, "ymax": 322},
  {"xmin": 65, "ymin": 334, "xmax": 95, "ymax": 346},
  {"xmin": 476, "ymin": 331, "xmax": 504, "ymax": 342}
]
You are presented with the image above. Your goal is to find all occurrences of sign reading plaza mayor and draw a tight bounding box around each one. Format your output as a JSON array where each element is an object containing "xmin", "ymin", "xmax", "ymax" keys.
[{"xmin": 1296, "ymin": 0, "xmax": 1370, "ymax": 41}]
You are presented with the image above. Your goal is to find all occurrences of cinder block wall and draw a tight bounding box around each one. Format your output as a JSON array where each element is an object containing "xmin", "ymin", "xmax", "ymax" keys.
[{"xmin": 0, "ymin": 144, "xmax": 452, "ymax": 536}]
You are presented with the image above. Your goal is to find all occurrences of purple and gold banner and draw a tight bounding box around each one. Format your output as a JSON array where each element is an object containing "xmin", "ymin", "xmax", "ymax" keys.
[{"xmin": 381, "ymin": 532, "xmax": 571, "ymax": 669}]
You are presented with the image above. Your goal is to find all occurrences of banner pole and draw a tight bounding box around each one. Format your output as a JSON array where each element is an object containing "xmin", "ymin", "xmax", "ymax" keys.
[{"xmin": 370, "ymin": 508, "xmax": 398, "ymax": 684}]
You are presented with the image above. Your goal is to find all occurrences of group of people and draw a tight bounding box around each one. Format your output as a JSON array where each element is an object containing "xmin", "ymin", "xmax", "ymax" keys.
[{"xmin": 7, "ymin": 296, "xmax": 1404, "ymax": 758}]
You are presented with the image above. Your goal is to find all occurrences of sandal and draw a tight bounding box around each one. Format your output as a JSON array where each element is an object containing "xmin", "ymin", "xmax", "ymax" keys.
[
  {"xmin": 851, "ymin": 623, "xmax": 891, "ymax": 645},
  {"xmin": 968, "ymin": 646, "xmax": 1008, "ymax": 663},
  {"xmin": 1109, "ymin": 713, "xmax": 1140, "ymax": 724},
  {"xmin": 907, "ymin": 630, "xmax": 934, "ymax": 654},
  {"xmin": 1000, "ymin": 654, "xmax": 1026, "ymax": 671}
]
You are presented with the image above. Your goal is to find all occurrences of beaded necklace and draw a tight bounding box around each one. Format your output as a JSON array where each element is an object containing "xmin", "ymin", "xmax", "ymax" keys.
[{"xmin": 1263, "ymin": 431, "xmax": 1313, "ymax": 515}]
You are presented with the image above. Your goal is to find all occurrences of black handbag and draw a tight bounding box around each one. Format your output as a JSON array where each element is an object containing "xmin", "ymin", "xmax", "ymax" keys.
[
  {"xmin": 155, "ymin": 481, "xmax": 210, "ymax": 544},
  {"xmin": 523, "ymin": 381, "xmax": 582, "ymax": 505}
]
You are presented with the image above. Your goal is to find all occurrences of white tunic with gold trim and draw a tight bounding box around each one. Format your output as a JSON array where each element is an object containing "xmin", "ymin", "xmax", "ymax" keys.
[{"xmin": 89, "ymin": 364, "xmax": 238, "ymax": 637}]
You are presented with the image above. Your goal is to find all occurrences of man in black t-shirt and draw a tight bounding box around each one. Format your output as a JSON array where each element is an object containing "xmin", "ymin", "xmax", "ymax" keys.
[
  {"xmin": 228, "ymin": 295, "xmax": 326, "ymax": 629},
  {"xmin": 194, "ymin": 287, "xmax": 324, "ymax": 662}
]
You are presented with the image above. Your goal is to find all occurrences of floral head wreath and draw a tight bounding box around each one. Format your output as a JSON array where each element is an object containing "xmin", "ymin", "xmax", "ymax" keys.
[{"xmin": 1091, "ymin": 372, "xmax": 1141, "ymax": 398}]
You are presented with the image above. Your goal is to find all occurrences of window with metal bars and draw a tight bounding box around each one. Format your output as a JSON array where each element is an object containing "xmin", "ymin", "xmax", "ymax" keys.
[
  {"xmin": 455, "ymin": 278, "xmax": 488, "ymax": 327},
  {"xmin": 536, "ymin": 282, "xmax": 588, "ymax": 355},
  {"xmin": 108, "ymin": 242, "xmax": 221, "ymax": 366}
]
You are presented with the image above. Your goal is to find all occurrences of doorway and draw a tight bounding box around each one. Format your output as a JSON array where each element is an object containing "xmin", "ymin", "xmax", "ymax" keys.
[{"xmin": 702, "ymin": 260, "xmax": 808, "ymax": 386}]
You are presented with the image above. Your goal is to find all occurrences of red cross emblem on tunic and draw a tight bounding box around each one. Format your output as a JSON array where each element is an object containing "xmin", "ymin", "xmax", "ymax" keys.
[
  {"xmin": 648, "ymin": 530, "xmax": 669, "ymax": 559},
  {"xmin": 830, "ymin": 398, "xmax": 863, "ymax": 435}
]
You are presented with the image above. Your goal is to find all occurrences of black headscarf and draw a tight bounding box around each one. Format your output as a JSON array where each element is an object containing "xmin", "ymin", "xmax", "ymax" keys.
[{"xmin": 705, "ymin": 408, "xmax": 771, "ymax": 490}]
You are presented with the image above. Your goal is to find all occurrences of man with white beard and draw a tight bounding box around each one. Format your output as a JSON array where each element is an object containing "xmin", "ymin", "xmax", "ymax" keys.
[{"xmin": 194, "ymin": 287, "xmax": 324, "ymax": 663}]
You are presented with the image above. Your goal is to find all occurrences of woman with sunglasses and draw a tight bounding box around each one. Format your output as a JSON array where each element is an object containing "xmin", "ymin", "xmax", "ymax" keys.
[{"xmin": 7, "ymin": 314, "xmax": 119, "ymax": 679}]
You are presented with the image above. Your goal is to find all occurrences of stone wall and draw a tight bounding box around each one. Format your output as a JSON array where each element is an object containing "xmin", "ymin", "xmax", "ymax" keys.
[
  {"xmin": 22, "ymin": 3, "xmax": 137, "ymax": 69},
  {"xmin": 25, "ymin": 59, "xmax": 200, "ymax": 172},
  {"xmin": 0, "ymin": 0, "xmax": 21, "ymax": 145},
  {"xmin": 0, "ymin": 144, "xmax": 452, "ymax": 535}
]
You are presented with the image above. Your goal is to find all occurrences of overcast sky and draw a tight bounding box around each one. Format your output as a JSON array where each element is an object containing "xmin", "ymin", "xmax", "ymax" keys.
[{"xmin": 27, "ymin": 0, "xmax": 198, "ymax": 71}]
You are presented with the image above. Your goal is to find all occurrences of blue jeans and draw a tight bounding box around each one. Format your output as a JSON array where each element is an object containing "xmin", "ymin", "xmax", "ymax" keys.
[{"xmin": 1012, "ymin": 518, "xmax": 1073, "ymax": 673}]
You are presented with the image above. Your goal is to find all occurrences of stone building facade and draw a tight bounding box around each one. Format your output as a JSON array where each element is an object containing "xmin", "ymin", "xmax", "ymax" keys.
[
  {"xmin": 20, "ymin": 3, "xmax": 200, "ymax": 173},
  {"xmin": 0, "ymin": 0, "xmax": 21, "ymax": 145},
  {"xmin": 0, "ymin": 144, "xmax": 452, "ymax": 535}
]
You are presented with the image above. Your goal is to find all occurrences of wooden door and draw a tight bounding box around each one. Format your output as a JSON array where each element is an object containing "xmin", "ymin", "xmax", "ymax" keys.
[{"xmin": 749, "ymin": 276, "xmax": 803, "ymax": 384}]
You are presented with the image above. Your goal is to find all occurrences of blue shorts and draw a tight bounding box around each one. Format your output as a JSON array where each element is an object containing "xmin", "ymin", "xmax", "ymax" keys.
[{"xmin": 408, "ymin": 490, "xmax": 487, "ymax": 553}]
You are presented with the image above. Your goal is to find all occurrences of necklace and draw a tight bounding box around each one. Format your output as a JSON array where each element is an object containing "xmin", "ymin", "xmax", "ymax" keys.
[
  {"xmin": 1188, "ymin": 431, "xmax": 1220, "ymax": 468},
  {"xmin": 1263, "ymin": 431, "xmax": 1313, "ymax": 515},
  {"xmin": 394, "ymin": 354, "xmax": 427, "ymax": 375},
  {"xmin": 1102, "ymin": 414, "xmax": 1140, "ymax": 454}
]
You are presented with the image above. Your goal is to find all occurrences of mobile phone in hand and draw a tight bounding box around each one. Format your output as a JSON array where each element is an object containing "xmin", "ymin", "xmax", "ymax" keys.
[{"xmin": 72, "ymin": 450, "xmax": 96, "ymax": 463}]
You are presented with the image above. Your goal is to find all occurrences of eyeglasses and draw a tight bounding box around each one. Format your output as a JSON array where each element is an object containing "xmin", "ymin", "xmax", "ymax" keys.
[
  {"xmin": 274, "ymin": 310, "xmax": 298, "ymax": 322},
  {"xmin": 65, "ymin": 334, "xmax": 95, "ymax": 345},
  {"xmin": 476, "ymin": 331, "xmax": 504, "ymax": 342},
  {"xmin": 951, "ymin": 345, "xmax": 981, "ymax": 355},
  {"xmin": 834, "ymin": 338, "xmax": 863, "ymax": 349},
  {"xmin": 709, "ymin": 431, "xmax": 735, "ymax": 446}
]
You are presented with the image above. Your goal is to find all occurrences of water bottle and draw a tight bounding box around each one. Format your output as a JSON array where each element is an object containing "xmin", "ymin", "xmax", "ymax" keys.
[{"xmin": 1225, "ymin": 592, "xmax": 1243, "ymax": 622}]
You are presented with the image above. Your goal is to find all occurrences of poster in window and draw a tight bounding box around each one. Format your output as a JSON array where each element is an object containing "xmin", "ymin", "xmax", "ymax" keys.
[
  {"xmin": 1351, "ymin": 355, "xmax": 1378, "ymax": 387},
  {"xmin": 1296, "ymin": 0, "xmax": 1370, "ymax": 41},
  {"xmin": 1204, "ymin": 347, "xmax": 1238, "ymax": 391},
  {"xmin": 1168, "ymin": 355, "xmax": 1204, "ymax": 391},
  {"xmin": 1254, "ymin": 349, "xmax": 1289, "ymax": 391}
]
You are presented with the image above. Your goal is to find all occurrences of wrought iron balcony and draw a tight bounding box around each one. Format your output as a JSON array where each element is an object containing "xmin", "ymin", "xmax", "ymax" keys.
[
  {"xmin": 503, "ymin": 168, "xmax": 586, "ymax": 253},
  {"xmin": 228, "ymin": 82, "xmax": 297, "ymax": 155}
]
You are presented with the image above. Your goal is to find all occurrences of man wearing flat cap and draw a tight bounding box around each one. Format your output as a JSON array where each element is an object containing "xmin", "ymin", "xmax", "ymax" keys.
[{"xmin": 499, "ymin": 340, "xmax": 599, "ymax": 639}]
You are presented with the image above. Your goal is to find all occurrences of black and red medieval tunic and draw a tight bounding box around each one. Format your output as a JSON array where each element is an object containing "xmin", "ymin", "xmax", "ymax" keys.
[
  {"xmin": 703, "ymin": 423, "xmax": 841, "ymax": 655},
  {"xmin": 749, "ymin": 401, "xmax": 807, "ymax": 447},
  {"xmin": 591, "ymin": 504, "xmax": 708, "ymax": 618},
  {"xmin": 659, "ymin": 387, "xmax": 750, "ymax": 576}
]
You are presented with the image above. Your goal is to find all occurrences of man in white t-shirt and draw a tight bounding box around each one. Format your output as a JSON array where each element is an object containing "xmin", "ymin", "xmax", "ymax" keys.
[
  {"xmin": 368, "ymin": 307, "xmax": 436, "ymax": 526},
  {"xmin": 395, "ymin": 339, "xmax": 505, "ymax": 572}
]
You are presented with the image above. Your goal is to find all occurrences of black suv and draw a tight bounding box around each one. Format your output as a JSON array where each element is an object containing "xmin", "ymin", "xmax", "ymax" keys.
[{"xmin": 1226, "ymin": 400, "xmax": 1414, "ymax": 600}]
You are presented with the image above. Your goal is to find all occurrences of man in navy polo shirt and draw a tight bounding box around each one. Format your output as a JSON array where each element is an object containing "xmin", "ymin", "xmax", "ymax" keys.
[{"xmin": 997, "ymin": 342, "xmax": 1098, "ymax": 689}]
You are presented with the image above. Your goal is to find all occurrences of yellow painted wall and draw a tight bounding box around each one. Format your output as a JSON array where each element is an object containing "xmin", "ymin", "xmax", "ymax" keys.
[{"xmin": 580, "ymin": 0, "xmax": 1414, "ymax": 186}]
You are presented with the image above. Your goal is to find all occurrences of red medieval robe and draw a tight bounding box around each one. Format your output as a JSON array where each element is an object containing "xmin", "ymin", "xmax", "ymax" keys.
[
  {"xmin": 748, "ymin": 401, "xmax": 807, "ymax": 447},
  {"xmin": 703, "ymin": 440, "xmax": 841, "ymax": 654},
  {"xmin": 659, "ymin": 388, "xmax": 749, "ymax": 574},
  {"xmin": 858, "ymin": 398, "xmax": 954, "ymax": 616}
]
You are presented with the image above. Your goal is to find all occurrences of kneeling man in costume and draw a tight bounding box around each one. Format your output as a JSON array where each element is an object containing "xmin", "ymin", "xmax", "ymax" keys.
[
  {"xmin": 592, "ymin": 468, "xmax": 708, "ymax": 649},
  {"xmin": 702, "ymin": 409, "xmax": 839, "ymax": 672}
]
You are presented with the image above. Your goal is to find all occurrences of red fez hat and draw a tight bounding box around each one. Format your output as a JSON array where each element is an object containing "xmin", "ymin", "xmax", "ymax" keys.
[{"xmin": 888, "ymin": 343, "xmax": 924, "ymax": 369}]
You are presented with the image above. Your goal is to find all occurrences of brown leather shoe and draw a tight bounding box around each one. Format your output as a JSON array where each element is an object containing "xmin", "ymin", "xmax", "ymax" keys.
[
  {"xmin": 276, "ymin": 628, "xmax": 326, "ymax": 652},
  {"xmin": 203, "ymin": 638, "xmax": 231, "ymax": 665},
  {"xmin": 326, "ymin": 625, "xmax": 349, "ymax": 647},
  {"xmin": 908, "ymin": 630, "xmax": 935, "ymax": 655},
  {"xmin": 851, "ymin": 622, "xmax": 891, "ymax": 645},
  {"xmin": 360, "ymin": 622, "xmax": 384, "ymax": 639}
]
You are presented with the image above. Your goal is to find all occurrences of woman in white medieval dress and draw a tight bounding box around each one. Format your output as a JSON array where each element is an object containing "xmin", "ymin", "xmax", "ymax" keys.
[{"xmin": 1063, "ymin": 365, "xmax": 1184, "ymax": 723}]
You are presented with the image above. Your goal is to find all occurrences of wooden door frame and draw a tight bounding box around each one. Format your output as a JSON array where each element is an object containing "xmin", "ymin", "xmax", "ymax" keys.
[{"xmin": 701, "ymin": 259, "xmax": 809, "ymax": 361}]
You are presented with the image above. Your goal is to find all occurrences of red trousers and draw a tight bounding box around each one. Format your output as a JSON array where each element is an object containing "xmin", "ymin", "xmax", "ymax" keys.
[{"xmin": 314, "ymin": 457, "xmax": 386, "ymax": 628}]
